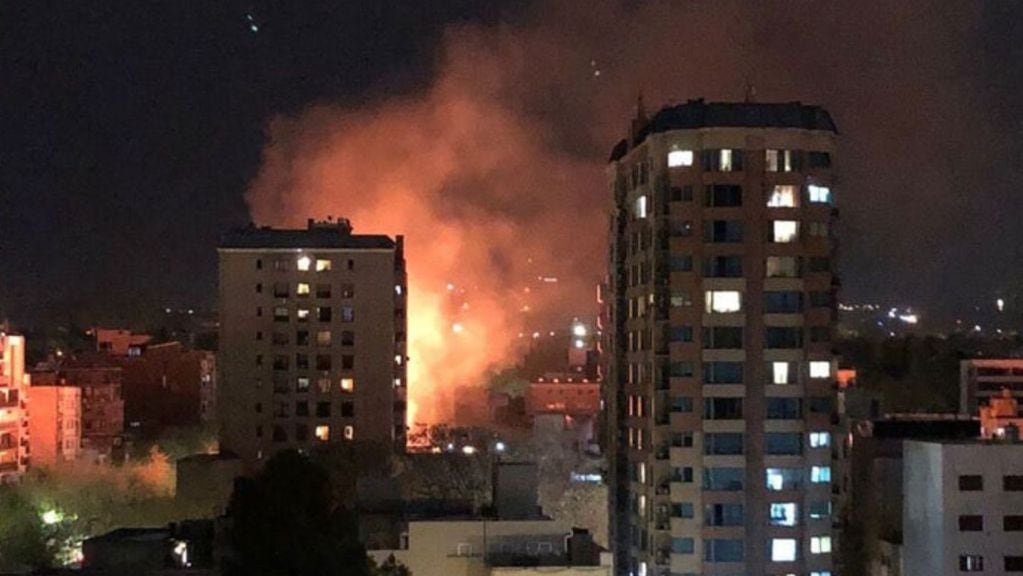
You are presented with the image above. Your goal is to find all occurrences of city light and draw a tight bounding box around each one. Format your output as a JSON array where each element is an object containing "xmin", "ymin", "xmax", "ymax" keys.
[
  {"xmin": 573, "ymin": 323, "xmax": 587, "ymax": 337},
  {"xmin": 997, "ymin": 298, "xmax": 1005, "ymax": 312}
]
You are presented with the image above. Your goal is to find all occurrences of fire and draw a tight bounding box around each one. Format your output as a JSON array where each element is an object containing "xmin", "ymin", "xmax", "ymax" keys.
[{"xmin": 246, "ymin": 28, "xmax": 604, "ymax": 425}]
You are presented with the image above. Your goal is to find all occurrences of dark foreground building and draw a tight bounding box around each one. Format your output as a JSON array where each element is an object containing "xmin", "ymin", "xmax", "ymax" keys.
[
  {"xmin": 604, "ymin": 99, "xmax": 839, "ymax": 576},
  {"xmin": 218, "ymin": 219, "xmax": 408, "ymax": 469}
]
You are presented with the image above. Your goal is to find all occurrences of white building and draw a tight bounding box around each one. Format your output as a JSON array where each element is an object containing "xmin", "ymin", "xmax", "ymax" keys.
[{"xmin": 903, "ymin": 440, "xmax": 1023, "ymax": 575}]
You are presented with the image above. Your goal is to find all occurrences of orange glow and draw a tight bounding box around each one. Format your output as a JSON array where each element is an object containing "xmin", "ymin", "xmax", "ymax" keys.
[{"xmin": 245, "ymin": 29, "xmax": 603, "ymax": 426}]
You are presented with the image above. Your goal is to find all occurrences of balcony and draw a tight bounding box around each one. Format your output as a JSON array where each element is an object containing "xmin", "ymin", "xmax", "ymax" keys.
[{"xmin": 0, "ymin": 390, "xmax": 18, "ymax": 408}]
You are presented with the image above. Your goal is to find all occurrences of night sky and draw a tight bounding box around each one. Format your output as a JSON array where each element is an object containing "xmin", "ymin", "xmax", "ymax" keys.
[{"xmin": 2, "ymin": 1, "xmax": 1022, "ymax": 328}]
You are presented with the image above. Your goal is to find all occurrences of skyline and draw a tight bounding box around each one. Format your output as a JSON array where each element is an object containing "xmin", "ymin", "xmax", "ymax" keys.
[{"xmin": 2, "ymin": 1, "xmax": 1023, "ymax": 329}]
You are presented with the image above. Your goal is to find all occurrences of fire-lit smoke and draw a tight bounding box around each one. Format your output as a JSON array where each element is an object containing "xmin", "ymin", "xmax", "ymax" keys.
[
  {"xmin": 247, "ymin": 0, "xmax": 994, "ymax": 423},
  {"xmin": 246, "ymin": 26, "xmax": 605, "ymax": 424}
]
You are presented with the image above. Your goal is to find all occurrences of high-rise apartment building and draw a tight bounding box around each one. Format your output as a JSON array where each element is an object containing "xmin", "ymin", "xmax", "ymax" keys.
[
  {"xmin": 0, "ymin": 333, "xmax": 30, "ymax": 482},
  {"xmin": 218, "ymin": 219, "xmax": 407, "ymax": 468},
  {"xmin": 604, "ymin": 99, "xmax": 839, "ymax": 576}
]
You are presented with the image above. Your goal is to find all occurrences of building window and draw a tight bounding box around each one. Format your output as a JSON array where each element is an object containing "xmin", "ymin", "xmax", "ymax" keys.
[
  {"xmin": 295, "ymin": 353, "xmax": 309, "ymax": 370},
  {"xmin": 673, "ymin": 502, "xmax": 694, "ymax": 518},
  {"xmin": 809, "ymin": 396, "xmax": 832, "ymax": 413},
  {"xmin": 669, "ymin": 362, "xmax": 694, "ymax": 378},
  {"xmin": 764, "ymin": 291, "xmax": 803, "ymax": 314},
  {"xmin": 341, "ymin": 401, "xmax": 354, "ymax": 417},
  {"xmin": 704, "ymin": 398, "xmax": 743, "ymax": 420},
  {"xmin": 959, "ymin": 555, "xmax": 983, "ymax": 572},
  {"xmin": 1004, "ymin": 475, "xmax": 1023, "ymax": 491},
  {"xmin": 704, "ymin": 184, "xmax": 742, "ymax": 206},
  {"xmin": 809, "ymin": 432, "xmax": 831, "ymax": 448},
  {"xmin": 340, "ymin": 331, "xmax": 355, "ymax": 346},
  {"xmin": 340, "ymin": 377, "xmax": 354, "ymax": 392},
  {"xmin": 811, "ymin": 466, "xmax": 831, "ymax": 483},
  {"xmin": 765, "ymin": 433, "xmax": 803, "ymax": 456},
  {"xmin": 295, "ymin": 401, "xmax": 309, "ymax": 417},
  {"xmin": 316, "ymin": 378, "xmax": 330, "ymax": 394},
  {"xmin": 771, "ymin": 220, "xmax": 799, "ymax": 243},
  {"xmin": 810, "ymin": 536, "xmax": 831, "ymax": 554},
  {"xmin": 705, "ymin": 290, "xmax": 742, "ymax": 313},
  {"xmin": 670, "ymin": 220, "xmax": 693, "ymax": 237},
  {"xmin": 669, "ymin": 326, "xmax": 693, "ymax": 343},
  {"xmin": 315, "ymin": 259, "xmax": 331, "ymax": 272},
  {"xmin": 667, "ymin": 149, "xmax": 694, "ymax": 168},
  {"xmin": 705, "ymin": 503, "xmax": 744, "ymax": 527},
  {"xmin": 807, "ymin": 184, "xmax": 832, "ymax": 204},
  {"xmin": 672, "ymin": 396, "xmax": 693, "ymax": 413},
  {"xmin": 959, "ymin": 515, "xmax": 983, "ymax": 531},
  {"xmin": 634, "ymin": 195, "xmax": 648, "ymax": 219},
  {"xmin": 314, "ymin": 425, "xmax": 330, "ymax": 441},
  {"xmin": 273, "ymin": 307, "xmax": 289, "ymax": 322},
  {"xmin": 769, "ymin": 503, "xmax": 799, "ymax": 526},
  {"xmin": 296, "ymin": 330, "xmax": 310, "ymax": 346},
  {"xmin": 272, "ymin": 426, "xmax": 287, "ymax": 442},
  {"xmin": 272, "ymin": 332, "xmax": 288, "ymax": 346},
  {"xmin": 765, "ymin": 327, "xmax": 802, "ymax": 349},
  {"xmin": 809, "ymin": 361, "xmax": 832, "ymax": 379},
  {"xmin": 766, "ymin": 468, "xmax": 802, "ymax": 491},
  {"xmin": 341, "ymin": 306, "xmax": 355, "ymax": 323},
  {"xmin": 343, "ymin": 425, "xmax": 354, "ymax": 440},
  {"xmin": 808, "ymin": 221, "xmax": 830, "ymax": 237},
  {"xmin": 317, "ymin": 307, "xmax": 332, "ymax": 322},
  {"xmin": 959, "ymin": 475, "xmax": 984, "ymax": 491},
  {"xmin": 342, "ymin": 355, "xmax": 355, "ymax": 370},
  {"xmin": 670, "ymin": 290, "xmax": 692, "ymax": 308},
  {"xmin": 256, "ymin": 283, "xmax": 263, "ymax": 293},
  {"xmin": 297, "ymin": 255, "xmax": 312, "ymax": 271},
  {"xmin": 767, "ymin": 185, "xmax": 799, "ymax": 207},
  {"xmin": 766, "ymin": 149, "xmax": 796, "ymax": 172},
  {"xmin": 317, "ymin": 331, "xmax": 331, "ymax": 346},
  {"xmin": 770, "ymin": 538, "xmax": 798, "ymax": 562},
  {"xmin": 316, "ymin": 284, "xmax": 331, "ymax": 298},
  {"xmin": 704, "ymin": 433, "xmax": 744, "ymax": 455},
  {"xmin": 704, "ymin": 220, "xmax": 744, "ymax": 243},
  {"xmin": 766, "ymin": 398, "xmax": 802, "ymax": 420},
  {"xmin": 1006, "ymin": 556, "xmax": 1023, "ymax": 572},
  {"xmin": 294, "ymin": 423, "xmax": 309, "ymax": 441},
  {"xmin": 296, "ymin": 308, "xmax": 310, "ymax": 322},
  {"xmin": 256, "ymin": 258, "xmax": 263, "ymax": 270},
  {"xmin": 765, "ymin": 256, "xmax": 799, "ymax": 278},
  {"xmin": 703, "ymin": 362, "xmax": 743, "ymax": 384},
  {"xmin": 1004, "ymin": 515, "xmax": 1023, "ymax": 531},
  {"xmin": 704, "ymin": 539, "xmax": 743, "ymax": 562},
  {"xmin": 670, "ymin": 255, "xmax": 693, "ymax": 272},
  {"xmin": 703, "ymin": 255, "xmax": 743, "ymax": 277},
  {"xmin": 296, "ymin": 282, "xmax": 311, "ymax": 297},
  {"xmin": 809, "ymin": 501, "xmax": 832, "ymax": 519},
  {"xmin": 296, "ymin": 377, "xmax": 310, "ymax": 392},
  {"xmin": 770, "ymin": 361, "xmax": 796, "ymax": 385},
  {"xmin": 808, "ymin": 151, "xmax": 831, "ymax": 168}
]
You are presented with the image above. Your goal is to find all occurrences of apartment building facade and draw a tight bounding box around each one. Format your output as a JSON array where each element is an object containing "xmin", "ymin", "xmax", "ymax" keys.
[
  {"xmin": 960, "ymin": 358, "xmax": 1023, "ymax": 417},
  {"xmin": 26, "ymin": 377, "xmax": 81, "ymax": 466},
  {"xmin": 0, "ymin": 334, "xmax": 29, "ymax": 482},
  {"xmin": 604, "ymin": 99, "xmax": 839, "ymax": 576},
  {"xmin": 903, "ymin": 440, "xmax": 1023, "ymax": 576},
  {"xmin": 218, "ymin": 219, "xmax": 407, "ymax": 468}
]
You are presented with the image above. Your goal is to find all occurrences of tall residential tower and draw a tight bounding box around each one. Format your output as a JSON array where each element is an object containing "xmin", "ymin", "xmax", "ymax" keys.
[
  {"xmin": 218, "ymin": 219, "xmax": 407, "ymax": 468},
  {"xmin": 604, "ymin": 100, "xmax": 839, "ymax": 576}
]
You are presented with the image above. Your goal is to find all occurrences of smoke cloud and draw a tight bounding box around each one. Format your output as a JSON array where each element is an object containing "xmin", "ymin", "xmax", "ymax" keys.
[{"xmin": 247, "ymin": 0, "xmax": 1013, "ymax": 422}]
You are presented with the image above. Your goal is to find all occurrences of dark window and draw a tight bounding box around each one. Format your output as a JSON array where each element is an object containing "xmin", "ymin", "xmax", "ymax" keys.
[
  {"xmin": 340, "ymin": 284, "xmax": 355, "ymax": 298},
  {"xmin": 341, "ymin": 331, "xmax": 355, "ymax": 346},
  {"xmin": 295, "ymin": 401, "xmax": 309, "ymax": 417},
  {"xmin": 702, "ymin": 468, "xmax": 744, "ymax": 491},
  {"xmin": 704, "ymin": 184, "xmax": 743, "ymax": 207},
  {"xmin": 316, "ymin": 402, "xmax": 331, "ymax": 417},
  {"xmin": 809, "ymin": 290, "xmax": 832, "ymax": 307},
  {"xmin": 316, "ymin": 284, "xmax": 332, "ymax": 298},
  {"xmin": 256, "ymin": 283, "xmax": 263, "ymax": 293},
  {"xmin": 704, "ymin": 398, "xmax": 743, "ymax": 420},
  {"xmin": 256, "ymin": 259, "xmax": 263, "ymax": 270},
  {"xmin": 765, "ymin": 432, "xmax": 802, "ymax": 455},
  {"xmin": 959, "ymin": 475, "xmax": 984, "ymax": 491},
  {"xmin": 673, "ymin": 466, "xmax": 694, "ymax": 483},
  {"xmin": 342, "ymin": 355, "xmax": 355, "ymax": 370},
  {"xmin": 809, "ymin": 326, "xmax": 831, "ymax": 343},
  {"xmin": 272, "ymin": 355, "xmax": 289, "ymax": 371},
  {"xmin": 704, "ymin": 503, "xmax": 744, "ymax": 527},
  {"xmin": 764, "ymin": 291, "xmax": 803, "ymax": 313},
  {"xmin": 256, "ymin": 331, "xmax": 263, "ymax": 341},
  {"xmin": 1004, "ymin": 516, "xmax": 1023, "ymax": 531},
  {"xmin": 670, "ymin": 255, "xmax": 693, "ymax": 272},
  {"xmin": 959, "ymin": 555, "xmax": 984, "ymax": 572},
  {"xmin": 273, "ymin": 307, "xmax": 288, "ymax": 322},
  {"xmin": 765, "ymin": 327, "xmax": 803, "ymax": 349},
  {"xmin": 272, "ymin": 426, "xmax": 287, "ymax": 442},
  {"xmin": 316, "ymin": 355, "xmax": 332, "ymax": 371},
  {"xmin": 671, "ymin": 432, "xmax": 694, "ymax": 447},
  {"xmin": 808, "ymin": 257, "xmax": 831, "ymax": 273},
  {"xmin": 295, "ymin": 353, "xmax": 309, "ymax": 370},
  {"xmin": 341, "ymin": 307, "xmax": 355, "ymax": 323},
  {"xmin": 704, "ymin": 220, "xmax": 744, "ymax": 242},
  {"xmin": 273, "ymin": 282, "xmax": 289, "ymax": 297},
  {"xmin": 341, "ymin": 401, "xmax": 354, "ymax": 417},
  {"xmin": 766, "ymin": 398, "xmax": 802, "ymax": 419},
  {"xmin": 672, "ymin": 396, "xmax": 693, "ymax": 413},
  {"xmin": 672, "ymin": 503, "xmax": 694, "ymax": 518},
  {"xmin": 669, "ymin": 326, "xmax": 693, "ymax": 343},
  {"xmin": 318, "ymin": 307, "xmax": 332, "ymax": 322},
  {"xmin": 669, "ymin": 362, "xmax": 694, "ymax": 378},
  {"xmin": 703, "ymin": 256, "xmax": 743, "ymax": 277},
  {"xmin": 703, "ymin": 362, "xmax": 743, "ymax": 384},
  {"xmin": 272, "ymin": 332, "xmax": 289, "ymax": 346},
  {"xmin": 703, "ymin": 327, "xmax": 743, "ymax": 349},
  {"xmin": 959, "ymin": 515, "xmax": 983, "ymax": 531},
  {"xmin": 808, "ymin": 396, "xmax": 832, "ymax": 414},
  {"xmin": 808, "ymin": 151, "xmax": 832, "ymax": 168},
  {"xmin": 1005, "ymin": 475, "xmax": 1023, "ymax": 491},
  {"xmin": 704, "ymin": 433, "xmax": 744, "ymax": 455},
  {"xmin": 704, "ymin": 539, "xmax": 743, "ymax": 563},
  {"xmin": 670, "ymin": 220, "xmax": 693, "ymax": 237},
  {"xmin": 1006, "ymin": 556, "xmax": 1023, "ymax": 572},
  {"xmin": 295, "ymin": 331, "xmax": 309, "ymax": 346},
  {"xmin": 294, "ymin": 424, "xmax": 309, "ymax": 442},
  {"xmin": 670, "ymin": 186, "xmax": 694, "ymax": 202}
]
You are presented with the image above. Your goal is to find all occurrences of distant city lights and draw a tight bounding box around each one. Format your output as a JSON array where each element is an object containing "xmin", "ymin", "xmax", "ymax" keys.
[{"xmin": 572, "ymin": 323, "xmax": 587, "ymax": 337}]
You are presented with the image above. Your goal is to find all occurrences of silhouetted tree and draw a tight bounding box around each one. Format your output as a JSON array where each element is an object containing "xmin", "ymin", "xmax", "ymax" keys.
[
  {"xmin": 0, "ymin": 488, "xmax": 50, "ymax": 571},
  {"xmin": 225, "ymin": 450, "xmax": 370, "ymax": 576}
]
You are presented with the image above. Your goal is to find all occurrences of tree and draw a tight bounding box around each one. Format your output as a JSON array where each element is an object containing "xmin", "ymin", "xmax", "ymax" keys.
[
  {"xmin": 0, "ymin": 488, "xmax": 50, "ymax": 571},
  {"xmin": 225, "ymin": 450, "xmax": 371, "ymax": 576}
]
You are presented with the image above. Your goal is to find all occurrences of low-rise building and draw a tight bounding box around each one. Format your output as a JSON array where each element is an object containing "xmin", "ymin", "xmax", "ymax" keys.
[
  {"xmin": 0, "ymin": 333, "xmax": 29, "ymax": 482},
  {"xmin": 903, "ymin": 439, "xmax": 1023, "ymax": 576},
  {"xmin": 978, "ymin": 388, "xmax": 1023, "ymax": 439},
  {"xmin": 121, "ymin": 342, "xmax": 216, "ymax": 436},
  {"xmin": 61, "ymin": 357, "xmax": 125, "ymax": 463},
  {"xmin": 960, "ymin": 358, "xmax": 1023, "ymax": 416},
  {"xmin": 91, "ymin": 327, "xmax": 152, "ymax": 357},
  {"xmin": 26, "ymin": 375, "xmax": 81, "ymax": 466}
]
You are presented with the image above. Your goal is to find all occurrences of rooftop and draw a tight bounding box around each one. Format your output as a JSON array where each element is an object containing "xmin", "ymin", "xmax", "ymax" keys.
[
  {"xmin": 610, "ymin": 99, "xmax": 837, "ymax": 161},
  {"xmin": 220, "ymin": 219, "xmax": 396, "ymax": 250}
]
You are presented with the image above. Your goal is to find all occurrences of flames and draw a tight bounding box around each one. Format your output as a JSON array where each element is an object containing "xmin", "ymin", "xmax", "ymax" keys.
[{"xmin": 245, "ymin": 27, "xmax": 604, "ymax": 424}]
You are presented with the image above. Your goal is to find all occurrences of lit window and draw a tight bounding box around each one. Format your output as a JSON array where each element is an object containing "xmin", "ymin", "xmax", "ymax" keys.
[
  {"xmin": 809, "ymin": 361, "xmax": 832, "ymax": 379},
  {"xmin": 705, "ymin": 290, "xmax": 742, "ymax": 313},
  {"xmin": 314, "ymin": 425, "xmax": 330, "ymax": 441},
  {"xmin": 315, "ymin": 259, "xmax": 331, "ymax": 272},
  {"xmin": 395, "ymin": 285, "xmax": 403, "ymax": 295},
  {"xmin": 960, "ymin": 555, "xmax": 984, "ymax": 572},
  {"xmin": 771, "ymin": 538, "xmax": 798, "ymax": 562},
  {"xmin": 638, "ymin": 462, "xmax": 646, "ymax": 484},
  {"xmin": 297, "ymin": 377, "xmax": 310, "ymax": 392},
  {"xmin": 297, "ymin": 308, "xmax": 310, "ymax": 322},
  {"xmin": 769, "ymin": 503, "xmax": 799, "ymax": 526},
  {"xmin": 340, "ymin": 378, "xmax": 354, "ymax": 392},
  {"xmin": 809, "ymin": 501, "xmax": 832, "ymax": 519},
  {"xmin": 772, "ymin": 362, "xmax": 792, "ymax": 385},
  {"xmin": 297, "ymin": 255, "xmax": 312, "ymax": 271},
  {"xmin": 395, "ymin": 354, "xmax": 404, "ymax": 365},
  {"xmin": 393, "ymin": 378, "xmax": 402, "ymax": 388},
  {"xmin": 810, "ymin": 536, "xmax": 832, "ymax": 554},
  {"xmin": 809, "ymin": 432, "xmax": 831, "ymax": 447},
  {"xmin": 343, "ymin": 425, "xmax": 354, "ymax": 440},
  {"xmin": 667, "ymin": 149, "xmax": 694, "ymax": 168},
  {"xmin": 316, "ymin": 331, "xmax": 331, "ymax": 346},
  {"xmin": 638, "ymin": 494, "xmax": 647, "ymax": 517},
  {"xmin": 296, "ymin": 283, "xmax": 311, "ymax": 296},
  {"xmin": 808, "ymin": 184, "xmax": 832, "ymax": 203},
  {"xmin": 811, "ymin": 572, "xmax": 833, "ymax": 576},
  {"xmin": 766, "ymin": 149, "xmax": 794, "ymax": 172},
  {"xmin": 811, "ymin": 466, "xmax": 831, "ymax": 483},
  {"xmin": 772, "ymin": 221, "xmax": 799, "ymax": 243},
  {"xmin": 635, "ymin": 195, "xmax": 648, "ymax": 219},
  {"xmin": 720, "ymin": 149, "xmax": 734, "ymax": 171},
  {"xmin": 767, "ymin": 185, "xmax": 798, "ymax": 207}
]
